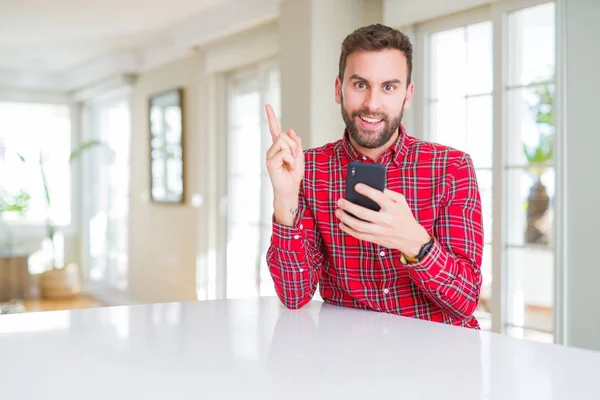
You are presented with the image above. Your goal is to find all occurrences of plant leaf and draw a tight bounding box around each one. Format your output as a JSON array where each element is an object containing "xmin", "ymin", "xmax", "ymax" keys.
[{"xmin": 69, "ymin": 140, "xmax": 102, "ymax": 163}]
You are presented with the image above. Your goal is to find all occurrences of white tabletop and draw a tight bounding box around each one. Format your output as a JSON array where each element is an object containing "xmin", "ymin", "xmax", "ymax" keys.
[{"xmin": 0, "ymin": 297, "xmax": 599, "ymax": 400}]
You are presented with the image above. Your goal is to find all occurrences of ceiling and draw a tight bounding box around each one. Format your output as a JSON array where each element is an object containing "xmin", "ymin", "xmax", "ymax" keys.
[{"xmin": 0, "ymin": 0, "xmax": 278, "ymax": 90}]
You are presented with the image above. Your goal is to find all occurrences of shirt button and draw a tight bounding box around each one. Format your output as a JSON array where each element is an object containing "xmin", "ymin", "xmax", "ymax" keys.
[
  {"xmin": 383, "ymin": 288, "xmax": 389, "ymax": 294},
  {"xmin": 362, "ymin": 156, "xmax": 368, "ymax": 160},
  {"xmin": 380, "ymin": 251, "xmax": 385, "ymax": 257},
  {"xmin": 299, "ymin": 224, "xmax": 303, "ymax": 230},
  {"xmin": 293, "ymin": 235, "xmax": 300, "ymax": 239},
  {"xmin": 299, "ymin": 268, "xmax": 305, "ymax": 273}
]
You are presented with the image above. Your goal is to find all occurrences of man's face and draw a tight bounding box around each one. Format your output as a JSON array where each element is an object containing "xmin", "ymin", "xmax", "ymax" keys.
[{"xmin": 335, "ymin": 49, "xmax": 414, "ymax": 149}]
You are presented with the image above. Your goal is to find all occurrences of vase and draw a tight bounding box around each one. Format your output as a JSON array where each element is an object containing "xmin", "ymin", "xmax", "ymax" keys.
[{"xmin": 524, "ymin": 178, "xmax": 550, "ymax": 244}]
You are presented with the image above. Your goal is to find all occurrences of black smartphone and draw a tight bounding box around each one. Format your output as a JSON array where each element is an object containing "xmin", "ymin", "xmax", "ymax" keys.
[{"xmin": 344, "ymin": 161, "xmax": 386, "ymax": 216}]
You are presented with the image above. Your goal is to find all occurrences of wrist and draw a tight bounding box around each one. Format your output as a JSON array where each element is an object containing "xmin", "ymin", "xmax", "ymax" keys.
[
  {"xmin": 273, "ymin": 197, "xmax": 299, "ymax": 226},
  {"xmin": 402, "ymin": 225, "xmax": 431, "ymax": 258}
]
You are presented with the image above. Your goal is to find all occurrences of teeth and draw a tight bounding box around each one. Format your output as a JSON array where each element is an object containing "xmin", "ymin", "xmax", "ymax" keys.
[{"xmin": 360, "ymin": 116, "xmax": 382, "ymax": 123}]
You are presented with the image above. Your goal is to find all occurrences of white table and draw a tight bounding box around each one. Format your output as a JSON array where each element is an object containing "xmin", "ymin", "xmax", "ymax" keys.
[{"xmin": 0, "ymin": 297, "xmax": 599, "ymax": 400}]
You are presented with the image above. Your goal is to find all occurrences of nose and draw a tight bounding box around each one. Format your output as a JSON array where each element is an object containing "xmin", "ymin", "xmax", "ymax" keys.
[{"xmin": 363, "ymin": 88, "xmax": 382, "ymax": 112}]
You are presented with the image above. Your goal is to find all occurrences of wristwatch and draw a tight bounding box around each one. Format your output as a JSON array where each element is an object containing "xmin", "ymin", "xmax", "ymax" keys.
[{"xmin": 400, "ymin": 236, "xmax": 434, "ymax": 264}]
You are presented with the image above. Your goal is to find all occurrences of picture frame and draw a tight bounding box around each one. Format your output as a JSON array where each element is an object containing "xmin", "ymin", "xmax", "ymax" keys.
[{"xmin": 148, "ymin": 87, "xmax": 185, "ymax": 204}]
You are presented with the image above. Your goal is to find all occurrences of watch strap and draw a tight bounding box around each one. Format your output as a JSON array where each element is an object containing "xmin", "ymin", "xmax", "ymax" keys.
[{"xmin": 401, "ymin": 236, "xmax": 434, "ymax": 264}]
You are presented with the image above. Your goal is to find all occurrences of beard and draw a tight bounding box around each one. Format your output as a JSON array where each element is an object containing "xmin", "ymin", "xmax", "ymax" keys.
[{"xmin": 341, "ymin": 95, "xmax": 406, "ymax": 149}]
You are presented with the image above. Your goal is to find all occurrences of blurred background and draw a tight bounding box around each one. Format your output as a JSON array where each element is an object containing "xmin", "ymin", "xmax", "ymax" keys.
[{"xmin": 0, "ymin": 0, "xmax": 598, "ymax": 352}]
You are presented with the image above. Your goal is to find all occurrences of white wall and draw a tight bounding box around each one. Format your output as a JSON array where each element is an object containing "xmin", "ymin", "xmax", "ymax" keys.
[
  {"xmin": 128, "ymin": 55, "xmax": 202, "ymax": 304},
  {"xmin": 127, "ymin": 22, "xmax": 281, "ymax": 304},
  {"xmin": 280, "ymin": 0, "xmax": 384, "ymax": 149},
  {"xmin": 561, "ymin": 0, "xmax": 600, "ymax": 352}
]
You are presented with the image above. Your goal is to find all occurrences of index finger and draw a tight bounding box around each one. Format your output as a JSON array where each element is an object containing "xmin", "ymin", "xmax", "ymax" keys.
[{"xmin": 265, "ymin": 104, "xmax": 281, "ymax": 141}]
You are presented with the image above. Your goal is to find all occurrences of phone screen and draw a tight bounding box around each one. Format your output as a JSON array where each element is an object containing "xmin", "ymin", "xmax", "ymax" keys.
[{"xmin": 344, "ymin": 161, "xmax": 386, "ymax": 213}]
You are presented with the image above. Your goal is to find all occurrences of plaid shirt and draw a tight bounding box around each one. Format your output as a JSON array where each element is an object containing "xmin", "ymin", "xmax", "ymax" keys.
[{"xmin": 266, "ymin": 125, "xmax": 484, "ymax": 329}]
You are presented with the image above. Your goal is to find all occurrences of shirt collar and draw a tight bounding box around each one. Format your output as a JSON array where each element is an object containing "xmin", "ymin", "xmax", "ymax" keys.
[{"xmin": 337, "ymin": 124, "xmax": 408, "ymax": 167}]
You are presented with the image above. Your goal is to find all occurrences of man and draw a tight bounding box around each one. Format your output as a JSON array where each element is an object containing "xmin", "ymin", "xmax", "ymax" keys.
[{"xmin": 265, "ymin": 24, "xmax": 484, "ymax": 329}]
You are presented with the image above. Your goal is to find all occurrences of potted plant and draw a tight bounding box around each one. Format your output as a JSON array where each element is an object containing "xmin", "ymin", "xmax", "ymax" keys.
[
  {"xmin": 523, "ymin": 84, "xmax": 554, "ymax": 244},
  {"xmin": 18, "ymin": 140, "xmax": 104, "ymax": 298},
  {"xmin": 0, "ymin": 190, "xmax": 30, "ymax": 255}
]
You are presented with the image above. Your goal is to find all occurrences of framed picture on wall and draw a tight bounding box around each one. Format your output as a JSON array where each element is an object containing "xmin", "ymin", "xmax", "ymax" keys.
[{"xmin": 148, "ymin": 87, "xmax": 184, "ymax": 204}]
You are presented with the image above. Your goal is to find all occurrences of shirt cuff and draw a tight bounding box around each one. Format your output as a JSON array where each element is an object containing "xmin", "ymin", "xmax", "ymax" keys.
[
  {"xmin": 271, "ymin": 213, "xmax": 304, "ymax": 252},
  {"xmin": 408, "ymin": 239, "xmax": 448, "ymax": 282}
]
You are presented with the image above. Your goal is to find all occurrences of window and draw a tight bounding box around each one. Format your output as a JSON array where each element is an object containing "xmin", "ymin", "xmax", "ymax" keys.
[
  {"xmin": 504, "ymin": 2, "xmax": 555, "ymax": 342},
  {"xmin": 86, "ymin": 99, "xmax": 131, "ymax": 290},
  {"xmin": 421, "ymin": 1, "xmax": 556, "ymax": 342},
  {"xmin": 0, "ymin": 102, "xmax": 71, "ymax": 226},
  {"xmin": 223, "ymin": 62, "xmax": 279, "ymax": 298},
  {"xmin": 427, "ymin": 20, "xmax": 494, "ymax": 328}
]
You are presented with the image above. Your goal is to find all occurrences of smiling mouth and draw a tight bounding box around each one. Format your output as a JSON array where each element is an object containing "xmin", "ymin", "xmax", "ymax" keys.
[
  {"xmin": 357, "ymin": 115, "xmax": 384, "ymax": 129},
  {"xmin": 359, "ymin": 116, "xmax": 383, "ymax": 124}
]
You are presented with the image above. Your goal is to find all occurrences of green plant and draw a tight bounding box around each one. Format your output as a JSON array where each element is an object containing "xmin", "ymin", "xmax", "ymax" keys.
[
  {"xmin": 0, "ymin": 190, "xmax": 30, "ymax": 214},
  {"xmin": 17, "ymin": 139, "xmax": 103, "ymax": 269},
  {"xmin": 524, "ymin": 84, "xmax": 554, "ymax": 177},
  {"xmin": 0, "ymin": 190, "xmax": 31, "ymax": 254}
]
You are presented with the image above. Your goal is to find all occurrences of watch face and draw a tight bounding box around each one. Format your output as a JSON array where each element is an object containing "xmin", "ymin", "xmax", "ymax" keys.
[{"xmin": 417, "ymin": 238, "xmax": 434, "ymax": 260}]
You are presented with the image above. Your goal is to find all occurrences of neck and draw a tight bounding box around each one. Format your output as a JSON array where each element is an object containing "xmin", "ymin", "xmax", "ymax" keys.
[{"xmin": 350, "ymin": 129, "xmax": 399, "ymax": 162}]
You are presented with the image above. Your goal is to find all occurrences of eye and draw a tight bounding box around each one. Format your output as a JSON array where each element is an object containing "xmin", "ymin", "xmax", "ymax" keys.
[
  {"xmin": 354, "ymin": 81, "xmax": 367, "ymax": 90},
  {"xmin": 384, "ymin": 84, "xmax": 396, "ymax": 92}
]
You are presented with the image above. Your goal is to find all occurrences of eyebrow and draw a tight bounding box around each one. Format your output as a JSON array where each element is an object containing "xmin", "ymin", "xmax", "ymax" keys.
[{"xmin": 349, "ymin": 74, "xmax": 402, "ymax": 86}]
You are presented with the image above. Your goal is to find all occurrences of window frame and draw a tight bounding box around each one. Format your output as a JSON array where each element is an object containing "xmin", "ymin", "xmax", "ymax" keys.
[
  {"xmin": 79, "ymin": 86, "xmax": 133, "ymax": 305},
  {"xmin": 413, "ymin": 0, "xmax": 562, "ymax": 342}
]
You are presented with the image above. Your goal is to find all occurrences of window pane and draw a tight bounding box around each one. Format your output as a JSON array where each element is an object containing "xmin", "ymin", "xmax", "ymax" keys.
[
  {"xmin": 226, "ymin": 64, "xmax": 280, "ymax": 299},
  {"xmin": 506, "ymin": 168, "xmax": 554, "ymax": 247},
  {"xmin": 259, "ymin": 225, "xmax": 276, "ymax": 296},
  {"xmin": 478, "ymin": 243, "xmax": 492, "ymax": 317},
  {"xmin": 476, "ymin": 169, "xmax": 493, "ymax": 243},
  {"xmin": 429, "ymin": 99, "xmax": 467, "ymax": 150},
  {"xmin": 430, "ymin": 27, "xmax": 467, "ymax": 100},
  {"xmin": 506, "ymin": 85, "xmax": 555, "ymax": 167},
  {"xmin": 0, "ymin": 102, "xmax": 71, "ymax": 225},
  {"xmin": 466, "ymin": 22, "xmax": 493, "ymax": 95},
  {"xmin": 467, "ymin": 95, "xmax": 493, "ymax": 168},
  {"xmin": 508, "ymin": 3, "xmax": 556, "ymax": 86},
  {"xmin": 228, "ymin": 175, "xmax": 261, "ymax": 225},
  {"xmin": 506, "ymin": 247, "xmax": 554, "ymax": 333},
  {"xmin": 227, "ymin": 223, "xmax": 260, "ymax": 299},
  {"xmin": 260, "ymin": 174, "xmax": 274, "ymax": 227},
  {"xmin": 228, "ymin": 124, "xmax": 262, "ymax": 177},
  {"xmin": 228, "ymin": 78, "xmax": 260, "ymax": 128},
  {"xmin": 88, "ymin": 101, "xmax": 130, "ymax": 290}
]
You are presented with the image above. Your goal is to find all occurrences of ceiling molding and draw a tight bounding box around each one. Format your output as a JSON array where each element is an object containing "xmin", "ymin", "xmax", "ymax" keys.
[
  {"xmin": 0, "ymin": 0, "xmax": 281, "ymax": 94},
  {"xmin": 0, "ymin": 88, "xmax": 71, "ymax": 104},
  {"xmin": 0, "ymin": 69, "xmax": 65, "ymax": 91},
  {"xmin": 71, "ymin": 73, "xmax": 137, "ymax": 103},
  {"xmin": 62, "ymin": 51, "xmax": 139, "ymax": 91}
]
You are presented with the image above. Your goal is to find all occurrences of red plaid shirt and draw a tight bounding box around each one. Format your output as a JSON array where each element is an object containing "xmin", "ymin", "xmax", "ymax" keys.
[{"xmin": 266, "ymin": 125, "xmax": 484, "ymax": 329}]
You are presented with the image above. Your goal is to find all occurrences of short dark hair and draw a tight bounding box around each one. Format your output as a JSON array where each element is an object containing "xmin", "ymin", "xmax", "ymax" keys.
[{"xmin": 338, "ymin": 24, "xmax": 413, "ymax": 86}]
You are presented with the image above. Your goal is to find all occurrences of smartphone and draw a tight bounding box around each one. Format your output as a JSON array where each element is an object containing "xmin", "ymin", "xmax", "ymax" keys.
[{"xmin": 344, "ymin": 161, "xmax": 386, "ymax": 215}]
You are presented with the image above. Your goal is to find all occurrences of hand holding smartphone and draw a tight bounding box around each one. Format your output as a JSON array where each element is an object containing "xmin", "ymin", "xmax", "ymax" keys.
[{"xmin": 344, "ymin": 161, "xmax": 386, "ymax": 218}]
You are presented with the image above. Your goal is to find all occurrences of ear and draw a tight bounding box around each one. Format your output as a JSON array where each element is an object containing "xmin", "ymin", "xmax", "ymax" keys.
[
  {"xmin": 335, "ymin": 76, "xmax": 342, "ymax": 104},
  {"xmin": 402, "ymin": 81, "xmax": 415, "ymax": 110}
]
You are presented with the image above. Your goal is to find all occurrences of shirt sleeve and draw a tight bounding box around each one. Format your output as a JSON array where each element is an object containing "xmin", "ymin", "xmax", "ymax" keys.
[
  {"xmin": 408, "ymin": 153, "xmax": 484, "ymax": 321},
  {"xmin": 266, "ymin": 190, "xmax": 326, "ymax": 309}
]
